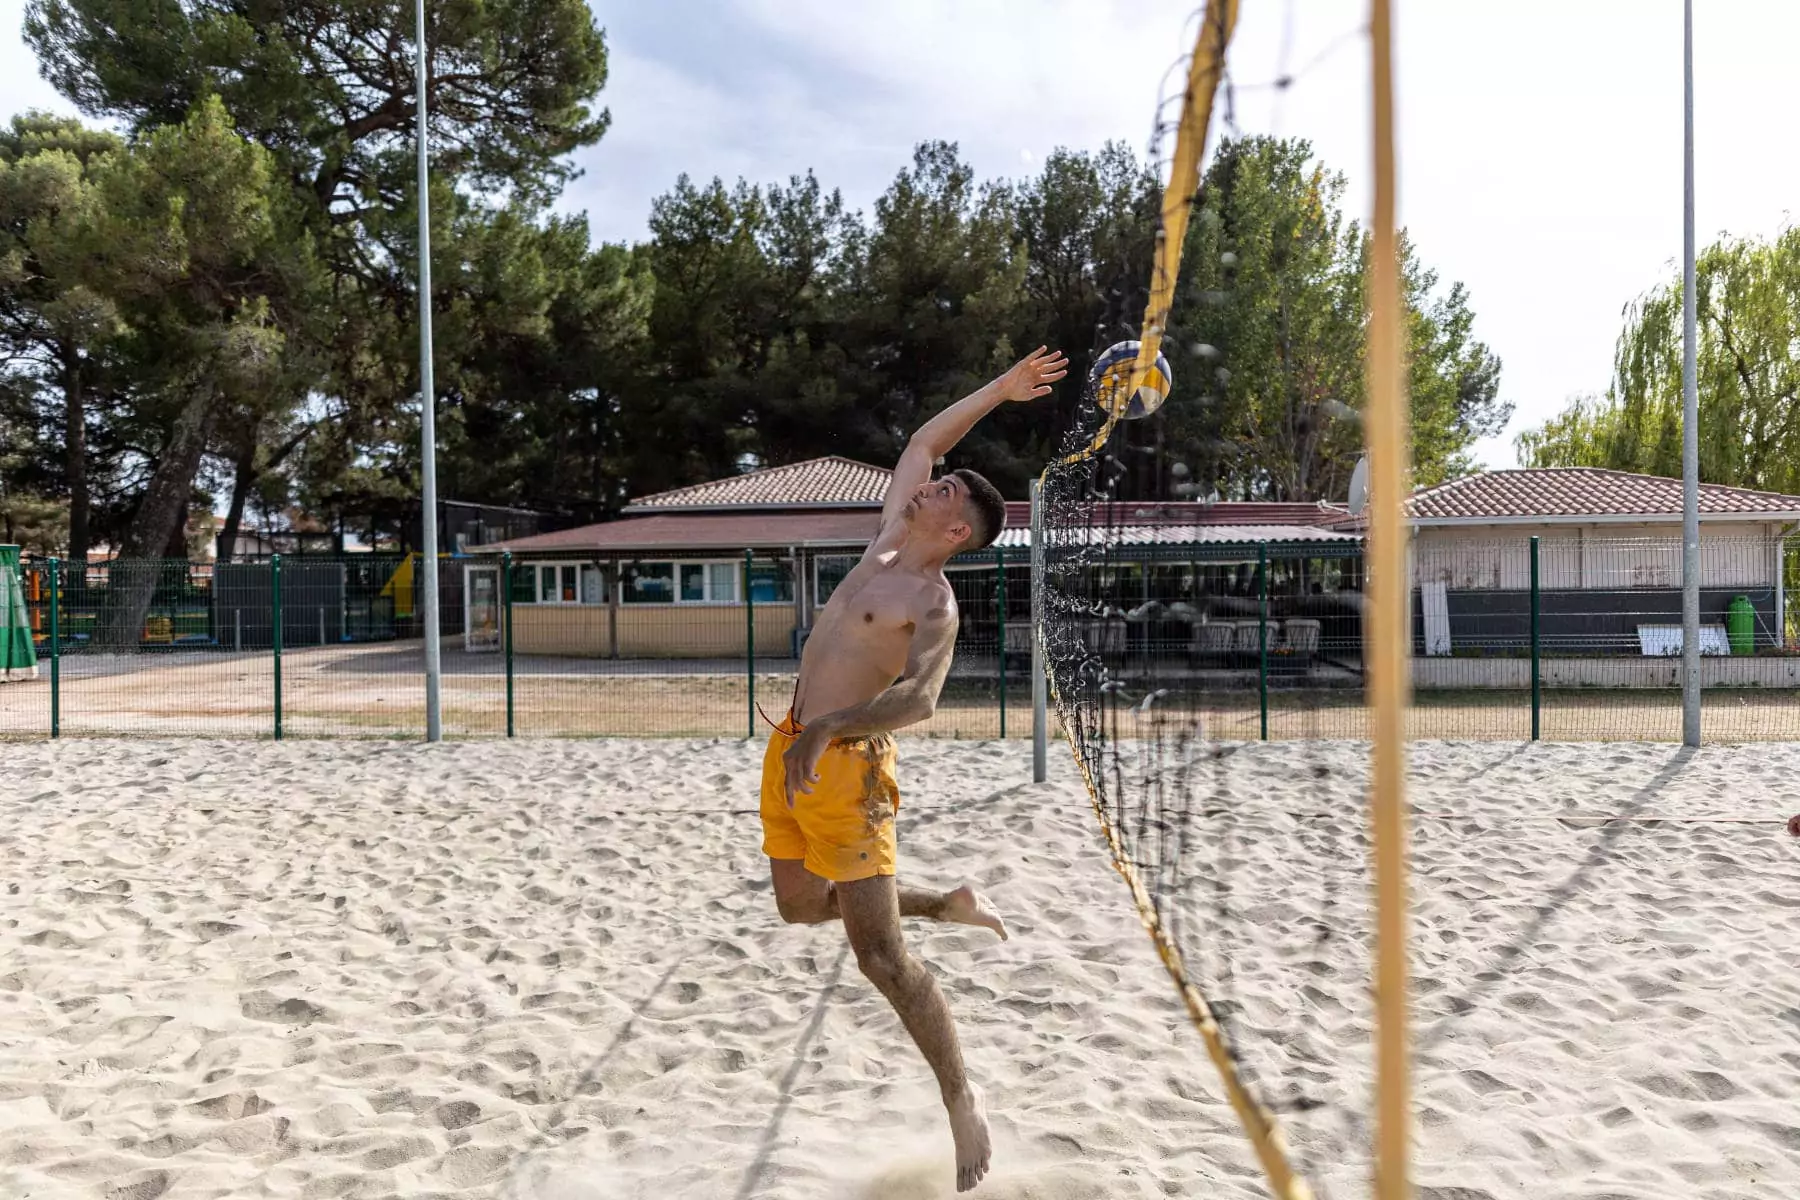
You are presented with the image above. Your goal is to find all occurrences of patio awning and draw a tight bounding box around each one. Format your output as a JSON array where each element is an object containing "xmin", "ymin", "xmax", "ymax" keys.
[{"xmin": 991, "ymin": 523, "xmax": 1364, "ymax": 549}]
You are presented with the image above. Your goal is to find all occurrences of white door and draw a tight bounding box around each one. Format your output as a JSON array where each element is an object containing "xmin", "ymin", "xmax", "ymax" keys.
[
  {"xmin": 1421, "ymin": 579, "xmax": 1451, "ymax": 657},
  {"xmin": 465, "ymin": 565, "xmax": 501, "ymax": 652}
]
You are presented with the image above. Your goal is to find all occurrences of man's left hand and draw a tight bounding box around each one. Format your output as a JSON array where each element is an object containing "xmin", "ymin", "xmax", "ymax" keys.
[{"xmin": 782, "ymin": 725, "xmax": 832, "ymax": 809}]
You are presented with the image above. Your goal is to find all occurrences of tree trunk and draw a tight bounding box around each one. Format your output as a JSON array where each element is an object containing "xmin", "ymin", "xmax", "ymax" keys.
[
  {"xmin": 217, "ymin": 421, "xmax": 315, "ymax": 560},
  {"xmin": 94, "ymin": 387, "xmax": 218, "ymax": 648},
  {"xmin": 63, "ymin": 346, "xmax": 89, "ymax": 564},
  {"xmin": 162, "ymin": 500, "xmax": 191, "ymax": 558},
  {"xmin": 217, "ymin": 426, "xmax": 260, "ymax": 563}
]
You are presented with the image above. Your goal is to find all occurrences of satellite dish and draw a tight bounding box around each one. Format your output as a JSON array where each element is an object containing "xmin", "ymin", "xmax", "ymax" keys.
[{"xmin": 1347, "ymin": 454, "xmax": 1370, "ymax": 515}]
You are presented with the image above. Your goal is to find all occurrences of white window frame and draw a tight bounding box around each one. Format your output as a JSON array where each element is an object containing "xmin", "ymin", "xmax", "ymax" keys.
[
  {"xmin": 521, "ymin": 561, "xmax": 605, "ymax": 605},
  {"xmin": 621, "ymin": 559, "xmax": 743, "ymax": 605},
  {"xmin": 813, "ymin": 553, "xmax": 859, "ymax": 607},
  {"xmin": 746, "ymin": 558, "xmax": 796, "ymax": 605}
]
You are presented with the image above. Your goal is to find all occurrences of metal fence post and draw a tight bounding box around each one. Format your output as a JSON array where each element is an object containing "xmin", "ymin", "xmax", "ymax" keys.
[
  {"xmin": 995, "ymin": 545, "xmax": 1007, "ymax": 739},
  {"xmin": 1029, "ymin": 478, "xmax": 1047, "ymax": 783},
  {"xmin": 744, "ymin": 548, "xmax": 755, "ymax": 739},
  {"xmin": 502, "ymin": 552, "xmax": 515, "ymax": 738},
  {"xmin": 48, "ymin": 557, "xmax": 60, "ymax": 739},
  {"xmin": 1258, "ymin": 541, "xmax": 1269, "ymax": 741},
  {"xmin": 1530, "ymin": 535, "xmax": 1541, "ymax": 741},
  {"xmin": 272, "ymin": 553, "xmax": 283, "ymax": 740}
]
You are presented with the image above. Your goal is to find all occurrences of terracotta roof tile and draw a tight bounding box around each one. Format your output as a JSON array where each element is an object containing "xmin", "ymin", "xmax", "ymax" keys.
[
  {"xmin": 1408, "ymin": 468, "xmax": 1800, "ymax": 522},
  {"xmin": 476, "ymin": 498, "xmax": 1355, "ymax": 555},
  {"xmin": 626, "ymin": 456, "xmax": 891, "ymax": 511}
]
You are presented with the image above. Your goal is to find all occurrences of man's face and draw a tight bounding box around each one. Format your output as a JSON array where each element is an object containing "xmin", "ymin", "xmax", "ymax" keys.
[{"xmin": 902, "ymin": 474, "xmax": 971, "ymax": 546}]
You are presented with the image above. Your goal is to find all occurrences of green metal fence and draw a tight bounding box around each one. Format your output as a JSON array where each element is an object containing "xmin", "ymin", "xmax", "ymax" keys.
[{"xmin": 1, "ymin": 536, "xmax": 1795, "ymax": 742}]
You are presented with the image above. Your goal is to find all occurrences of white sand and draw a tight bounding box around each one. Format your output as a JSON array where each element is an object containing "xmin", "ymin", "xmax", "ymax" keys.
[{"xmin": 1, "ymin": 737, "xmax": 1797, "ymax": 1200}]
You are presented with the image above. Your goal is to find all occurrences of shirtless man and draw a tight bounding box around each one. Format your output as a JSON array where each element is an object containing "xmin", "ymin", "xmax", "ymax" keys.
[{"xmin": 758, "ymin": 346, "xmax": 1068, "ymax": 1193}]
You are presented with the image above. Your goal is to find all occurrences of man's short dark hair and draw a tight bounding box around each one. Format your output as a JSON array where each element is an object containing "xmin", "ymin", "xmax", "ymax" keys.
[{"xmin": 951, "ymin": 468, "xmax": 1007, "ymax": 551}]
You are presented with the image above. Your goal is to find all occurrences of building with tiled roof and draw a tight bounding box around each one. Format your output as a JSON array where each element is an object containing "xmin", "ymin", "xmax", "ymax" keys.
[
  {"xmin": 460, "ymin": 456, "xmax": 1795, "ymax": 663},
  {"xmin": 1406, "ymin": 468, "xmax": 1800, "ymax": 525},
  {"xmin": 485, "ymin": 461, "xmax": 1359, "ymax": 558},
  {"xmin": 1387, "ymin": 468, "xmax": 1797, "ymax": 659},
  {"xmin": 470, "ymin": 457, "xmax": 1361, "ymax": 658}
]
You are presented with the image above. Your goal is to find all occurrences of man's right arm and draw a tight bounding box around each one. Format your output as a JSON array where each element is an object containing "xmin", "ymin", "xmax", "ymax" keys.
[
  {"xmin": 878, "ymin": 440, "xmax": 939, "ymax": 529},
  {"xmin": 876, "ymin": 346, "xmax": 1068, "ymax": 529}
]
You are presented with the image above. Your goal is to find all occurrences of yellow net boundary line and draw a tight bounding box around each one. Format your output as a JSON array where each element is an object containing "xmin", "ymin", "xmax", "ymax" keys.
[{"xmin": 1036, "ymin": 7, "xmax": 1315, "ymax": 1192}]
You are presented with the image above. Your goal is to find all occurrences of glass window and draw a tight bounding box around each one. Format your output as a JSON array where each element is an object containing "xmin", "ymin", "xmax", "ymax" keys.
[
  {"xmin": 519, "ymin": 561, "xmax": 602, "ymax": 604},
  {"xmin": 815, "ymin": 555, "xmax": 856, "ymax": 605},
  {"xmin": 707, "ymin": 562, "xmax": 738, "ymax": 602},
  {"xmin": 749, "ymin": 560, "xmax": 793, "ymax": 604},
  {"xmin": 624, "ymin": 562, "xmax": 674, "ymax": 604},
  {"xmin": 679, "ymin": 563, "xmax": 707, "ymax": 602}
]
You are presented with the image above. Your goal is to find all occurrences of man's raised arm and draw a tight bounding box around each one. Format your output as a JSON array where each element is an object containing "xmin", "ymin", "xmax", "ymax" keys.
[{"xmin": 878, "ymin": 346, "xmax": 1069, "ymax": 527}]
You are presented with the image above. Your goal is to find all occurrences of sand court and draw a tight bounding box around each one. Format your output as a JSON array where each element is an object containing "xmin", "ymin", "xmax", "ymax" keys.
[{"xmin": 2, "ymin": 738, "xmax": 1797, "ymax": 1198}]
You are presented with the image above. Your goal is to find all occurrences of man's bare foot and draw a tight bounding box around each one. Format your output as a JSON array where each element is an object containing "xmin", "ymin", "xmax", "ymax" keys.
[
  {"xmin": 946, "ymin": 1082, "xmax": 992, "ymax": 1193},
  {"xmin": 944, "ymin": 885, "xmax": 1008, "ymax": 941}
]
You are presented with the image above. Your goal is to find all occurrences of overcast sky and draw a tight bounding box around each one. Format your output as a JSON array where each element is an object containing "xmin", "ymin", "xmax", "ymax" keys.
[{"xmin": 5, "ymin": 0, "xmax": 1797, "ymax": 472}]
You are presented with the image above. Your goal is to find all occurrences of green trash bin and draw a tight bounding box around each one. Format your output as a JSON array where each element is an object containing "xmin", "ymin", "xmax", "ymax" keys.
[{"xmin": 1726, "ymin": 594, "xmax": 1756, "ymax": 656}]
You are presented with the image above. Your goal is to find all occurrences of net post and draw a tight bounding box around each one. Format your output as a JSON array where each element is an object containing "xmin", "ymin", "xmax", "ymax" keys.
[
  {"xmin": 995, "ymin": 544, "xmax": 1007, "ymax": 740},
  {"xmin": 1529, "ymin": 536, "xmax": 1541, "ymax": 741},
  {"xmin": 1368, "ymin": 1, "xmax": 1412, "ymax": 1196},
  {"xmin": 1030, "ymin": 479, "xmax": 1049, "ymax": 782},
  {"xmin": 48, "ymin": 557, "xmax": 60, "ymax": 739},
  {"xmin": 1258, "ymin": 541, "xmax": 1269, "ymax": 741},
  {"xmin": 1680, "ymin": 0, "xmax": 1700, "ymax": 748},
  {"xmin": 272, "ymin": 553, "xmax": 283, "ymax": 741},
  {"xmin": 502, "ymin": 551, "xmax": 515, "ymax": 738},
  {"xmin": 744, "ymin": 549, "xmax": 755, "ymax": 740}
]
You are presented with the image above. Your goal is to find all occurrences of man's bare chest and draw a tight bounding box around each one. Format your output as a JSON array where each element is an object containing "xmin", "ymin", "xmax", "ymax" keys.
[{"xmin": 824, "ymin": 571, "xmax": 921, "ymax": 635}]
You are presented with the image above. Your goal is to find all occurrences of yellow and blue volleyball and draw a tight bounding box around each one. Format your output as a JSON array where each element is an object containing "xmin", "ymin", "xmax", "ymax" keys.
[{"xmin": 1089, "ymin": 340, "xmax": 1173, "ymax": 420}]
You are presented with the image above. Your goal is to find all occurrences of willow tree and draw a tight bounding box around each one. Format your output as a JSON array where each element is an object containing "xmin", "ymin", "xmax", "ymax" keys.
[{"xmin": 1518, "ymin": 228, "xmax": 1800, "ymax": 498}]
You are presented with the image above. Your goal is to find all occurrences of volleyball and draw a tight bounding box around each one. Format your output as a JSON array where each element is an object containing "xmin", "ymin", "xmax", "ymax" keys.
[{"xmin": 1089, "ymin": 340, "xmax": 1173, "ymax": 420}]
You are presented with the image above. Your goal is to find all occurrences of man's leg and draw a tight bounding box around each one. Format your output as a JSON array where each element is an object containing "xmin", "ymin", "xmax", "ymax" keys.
[
  {"xmin": 769, "ymin": 858, "xmax": 1007, "ymax": 938},
  {"xmin": 837, "ymin": 874, "xmax": 992, "ymax": 1194}
]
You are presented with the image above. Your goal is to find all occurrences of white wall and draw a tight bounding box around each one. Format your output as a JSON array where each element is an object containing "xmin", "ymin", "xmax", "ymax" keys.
[{"xmin": 1412, "ymin": 522, "xmax": 1780, "ymax": 590}]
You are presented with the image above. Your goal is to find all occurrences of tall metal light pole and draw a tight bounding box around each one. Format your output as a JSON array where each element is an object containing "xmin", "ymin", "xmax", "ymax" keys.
[
  {"xmin": 416, "ymin": 0, "xmax": 443, "ymax": 741},
  {"xmin": 1680, "ymin": 0, "xmax": 1700, "ymax": 747}
]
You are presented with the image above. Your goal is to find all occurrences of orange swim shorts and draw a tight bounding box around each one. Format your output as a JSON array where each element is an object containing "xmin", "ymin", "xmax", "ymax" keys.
[{"xmin": 759, "ymin": 712, "xmax": 901, "ymax": 883}]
